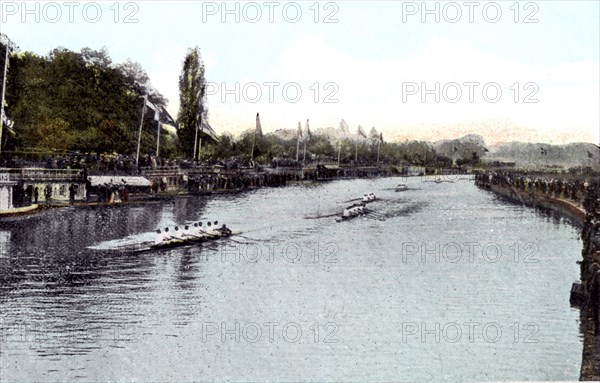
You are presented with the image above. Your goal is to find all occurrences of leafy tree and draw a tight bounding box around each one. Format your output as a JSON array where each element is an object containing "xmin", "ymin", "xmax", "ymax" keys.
[
  {"xmin": 3, "ymin": 46, "xmax": 167, "ymax": 157},
  {"xmin": 177, "ymin": 47, "xmax": 207, "ymax": 159},
  {"xmin": 211, "ymin": 133, "xmax": 235, "ymax": 159}
]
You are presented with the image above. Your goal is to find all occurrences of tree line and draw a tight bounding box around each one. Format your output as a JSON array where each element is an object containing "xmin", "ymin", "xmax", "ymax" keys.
[
  {"xmin": 0, "ymin": 42, "xmax": 481, "ymax": 168},
  {"xmin": 196, "ymin": 130, "xmax": 462, "ymax": 168},
  {"xmin": 1, "ymin": 45, "xmax": 178, "ymax": 158}
]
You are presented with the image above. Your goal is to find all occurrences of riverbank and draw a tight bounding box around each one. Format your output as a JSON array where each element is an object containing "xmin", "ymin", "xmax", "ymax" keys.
[
  {"xmin": 476, "ymin": 173, "xmax": 599, "ymax": 380},
  {"xmin": 578, "ymin": 184, "xmax": 600, "ymax": 381},
  {"xmin": 0, "ymin": 185, "xmax": 257, "ymax": 220},
  {"xmin": 1, "ymin": 162, "xmax": 407, "ymax": 221},
  {"xmin": 475, "ymin": 181, "xmax": 585, "ymax": 225}
]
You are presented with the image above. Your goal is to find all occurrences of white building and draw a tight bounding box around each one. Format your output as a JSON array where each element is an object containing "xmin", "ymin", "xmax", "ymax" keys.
[{"xmin": 0, "ymin": 172, "xmax": 16, "ymax": 210}]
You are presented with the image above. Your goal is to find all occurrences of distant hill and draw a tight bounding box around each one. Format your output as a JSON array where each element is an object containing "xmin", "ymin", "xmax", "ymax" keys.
[
  {"xmin": 486, "ymin": 142, "xmax": 600, "ymax": 169},
  {"xmin": 434, "ymin": 134, "xmax": 488, "ymax": 162},
  {"xmin": 270, "ymin": 126, "xmax": 599, "ymax": 170}
]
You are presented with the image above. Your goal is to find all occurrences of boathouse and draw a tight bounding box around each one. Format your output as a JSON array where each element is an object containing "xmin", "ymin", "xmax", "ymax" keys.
[{"xmin": 0, "ymin": 172, "xmax": 16, "ymax": 210}]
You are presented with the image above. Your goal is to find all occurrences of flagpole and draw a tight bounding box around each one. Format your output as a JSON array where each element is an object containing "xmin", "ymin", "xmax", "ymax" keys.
[
  {"xmin": 197, "ymin": 114, "xmax": 203, "ymax": 161},
  {"xmin": 303, "ymin": 119, "xmax": 309, "ymax": 164},
  {"xmin": 295, "ymin": 135, "xmax": 300, "ymax": 162},
  {"xmin": 377, "ymin": 140, "xmax": 381, "ymax": 166},
  {"xmin": 156, "ymin": 121, "xmax": 161, "ymax": 157},
  {"xmin": 0, "ymin": 40, "xmax": 10, "ymax": 156},
  {"xmin": 135, "ymin": 97, "xmax": 147, "ymax": 167},
  {"xmin": 303, "ymin": 140, "xmax": 307, "ymax": 163},
  {"xmin": 295, "ymin": 121, "xmax": 301, "ymax": 163},
  {"xmin": 337, "ymin": 141, "xmax": 341, "ymax": 166},
  {"xmin": 355, "ymin": 137, "xmax": 358, "ymax": 164},
  {"xmin": 154, "ymin": 106, "xmax": 162, "ymax": 158},
  {"xmin": 192, "ymin": 120, "xmax": 199, "ymax": 161},
  {"xmin": 250, "ymin": 127, "xmax": 256, "ymax": 162}
]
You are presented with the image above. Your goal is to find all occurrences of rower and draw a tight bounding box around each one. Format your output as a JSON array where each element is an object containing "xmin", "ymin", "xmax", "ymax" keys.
[
  {"xmin": 208, "ymin": 221, "xmax": 219, "ymax": 235},
  {"xmin": 173, "ymin": 226, "xmax": 182, "ymax": 240},
  {"xmin": 183, "ymin": 225, "xmax": 190, "ymax": 238},
  {"xmin": 347, "ymin": 204, "xmax": 358, "ymax": 217},
  {"xmin": 219, "ymin": 224, "xmax": 232, "ymax": 235},
  {"xmin": 162, "ymin": 227, "xmax": 171, "ymax": 241},
  {"xmin": 155, "ymin": 229, "xmax": 163, "ymax": 244},
  {"xmin": 196, "ymin": 222, "xmax": 207, "ymax": 236},
  {"xmin": 342, "ymin": 207, "xmax": 351, "ymax": 218},
  {"xmin": 355, "ymin": 204, "xmax": 363, "ymax": 214}
]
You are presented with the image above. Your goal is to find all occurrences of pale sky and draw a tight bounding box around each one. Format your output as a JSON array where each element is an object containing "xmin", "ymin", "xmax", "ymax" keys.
[{"xmin": 1, "ymin": 0, "xmax": 599, "ymax": 145}]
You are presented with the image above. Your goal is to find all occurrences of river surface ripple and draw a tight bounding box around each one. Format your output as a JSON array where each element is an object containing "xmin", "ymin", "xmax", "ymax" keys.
[{"xmin": 0, "ymin": 176, "xmax": 583, "ymax": 382}]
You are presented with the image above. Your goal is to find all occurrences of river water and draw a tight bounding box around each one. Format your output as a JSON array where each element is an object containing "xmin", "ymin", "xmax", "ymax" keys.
[{"xmin": 0, "ymin": 176, "xmax": 583, "ymax": 382}]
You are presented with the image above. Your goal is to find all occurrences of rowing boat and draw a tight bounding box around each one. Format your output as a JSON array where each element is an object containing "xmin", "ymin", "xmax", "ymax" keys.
[
  {"xmin": 335, "ymin": 210, "xmax": 369, "ymax": 222},
  {"xmin": 362, "ymin": 193, "xmax": 377, "ymax": 202},
  {"xmin": 395, "ymin": 183, "xmax": 408, "ymax": 192},
  {"xmin": 133, "ymin": 229, "xmax": 236, "ymax": 253},
  {"xmin": 89, "ymin": 228, "xmax": 237, "ymax": 253},
  {"xmin": 336, "ymin": 203, "xmax": 368, "ymax": 222}
]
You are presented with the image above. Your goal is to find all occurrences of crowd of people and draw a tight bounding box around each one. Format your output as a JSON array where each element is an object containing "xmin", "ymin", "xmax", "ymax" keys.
[
  {"xmin": 477, "ymin": 171, "xmax": 599, "ymax": 335},
  {"xmin": 1, "ymin": 153, "xmax": 267, "ymax": 174},
  {"xmin": 581, "ymin": 180, "xmax": 600, "ymax": 335},
  {"xmin": 185, "ymin": 171, "xmax": 301, "ymax": 193},
  {"xmin": 475, "ymin": 171, "xmax": 590, "ymax": 206}
]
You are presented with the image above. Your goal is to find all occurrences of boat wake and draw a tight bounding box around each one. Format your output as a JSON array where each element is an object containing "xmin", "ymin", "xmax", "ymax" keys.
[
  {"xmin": 87, "ymin": 233, "xmax": 155, "ymax": 251},
  {"xmin": 363, "ymin": 202, "xmax": 426, "ymax": 221}
]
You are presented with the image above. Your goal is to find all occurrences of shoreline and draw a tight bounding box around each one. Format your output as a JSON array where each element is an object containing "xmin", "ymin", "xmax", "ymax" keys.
[
  {"xmin": 0, "ymin": 177, "xmax": 341, "ymax": 221},
  {"xmin": 475, "ymin": 181, "xmax": 586, "ymax": 225},
  {"xmin": 475, "ymin": 178, "xmax": 599, "ymax": 380}
]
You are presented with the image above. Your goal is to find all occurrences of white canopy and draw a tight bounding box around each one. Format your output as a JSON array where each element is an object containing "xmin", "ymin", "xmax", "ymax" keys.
[{"xmin": 87, "ymin": 176, "xmax": 151, "ymax": 187}]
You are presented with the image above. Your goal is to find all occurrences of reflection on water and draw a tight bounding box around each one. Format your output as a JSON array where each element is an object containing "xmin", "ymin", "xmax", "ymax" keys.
[
  {"xmin": 0, "ymin": 230, "xmax": 9, "ymax": 257},
  {"xmin": 0, "ymin": 178, "xmax": 584, "ymax": 381}
]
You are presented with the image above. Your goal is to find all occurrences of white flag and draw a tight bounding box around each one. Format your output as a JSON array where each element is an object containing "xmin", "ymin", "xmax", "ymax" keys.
[
  {"xmin": 304, "ymin": 119, "xmax": 311, "ymax": 140},
  {"xmin": 144, "ymin": 96, "xmax": 160, "ymax": 121},
  {"xmin": 1, "ymin": 109, "xmax": 14, "ymax": 128},
  {"xmin": 357, "ymin": 125, "xmax": 367, "ymax": 139}
]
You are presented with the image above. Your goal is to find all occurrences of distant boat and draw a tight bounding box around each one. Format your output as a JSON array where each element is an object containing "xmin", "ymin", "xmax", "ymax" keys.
[
  {"xmin": 362, "ymin": 192, "xmax": 376, "ymax": 202},
  {"xmin": 435, "ymin": 178, "xmax": 443, "ymax": 184},
  {"xmin": 395, "ymin": 183, "xmax": 408, "ymax": 192}
]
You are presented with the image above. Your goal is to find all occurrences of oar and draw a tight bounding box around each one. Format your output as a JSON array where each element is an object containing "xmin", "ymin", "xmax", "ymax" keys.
[
  {"xmin": 236, "ymin": 224, "xmax": 273, "ymax": 235},
  {"xmin": 305, "ymin": 212, "xmax": 340, "ymax": 219},
  {"xmin": 227, "ymin": 237, "xmax": 254, "ymax": 245},
  {"xmin": 364, "ymin": 210, "xmax": 387, "ymax": 218},
  {"xmin": 232, "ymin": 234, "xmax": 260, "ymax": 241},
  {"xmin": 363, "ymin": 211, "xmax": 387, "ymax": 220},
  {"xmin": 197, "ymin": 229, "xmax": 220, "ymax": 239}
]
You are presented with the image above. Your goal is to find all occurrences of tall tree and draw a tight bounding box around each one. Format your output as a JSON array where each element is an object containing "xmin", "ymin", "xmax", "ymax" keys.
[
  {"xmin": 4, "ymin": 46, "xmax": 166, "ymax": 156},
  {"xmin": 177, "ymin": 47, "xmax": 206, "ymax": 159}
]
